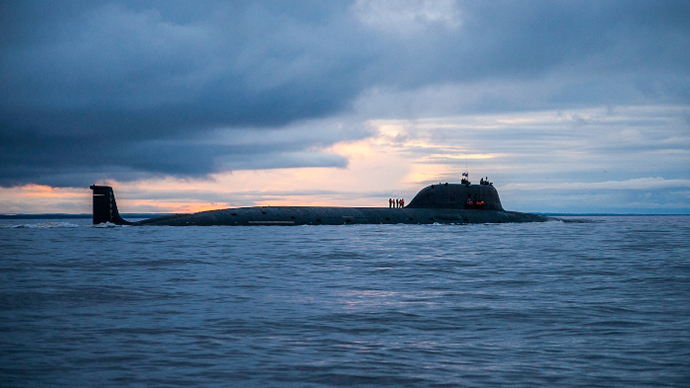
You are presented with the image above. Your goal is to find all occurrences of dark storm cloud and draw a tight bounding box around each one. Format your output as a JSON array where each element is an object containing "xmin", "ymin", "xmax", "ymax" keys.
[{"xmin": 1, "ymin": 0, "xmax": 689, "ymax": 186}]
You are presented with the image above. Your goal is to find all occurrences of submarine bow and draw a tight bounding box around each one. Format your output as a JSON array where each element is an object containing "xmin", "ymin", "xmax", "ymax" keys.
[{"xmin": 90, "ymin": 183, "xmax": 548, "ymax": 226}]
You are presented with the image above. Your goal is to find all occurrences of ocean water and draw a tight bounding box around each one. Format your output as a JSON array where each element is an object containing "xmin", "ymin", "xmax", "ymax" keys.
[{"xmin": 1, "ymin": 216, "xmax": 689, "ymax": 387}]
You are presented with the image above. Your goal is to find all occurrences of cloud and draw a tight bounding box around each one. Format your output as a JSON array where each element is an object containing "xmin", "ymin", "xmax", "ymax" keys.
[
  {"xmin": 501, "ymin": 178, "xmax": 690, "ymax": 214},
  {"xmin": 352, "ymin": 0, "xmax": 462, "ymax": 34},
  {"xmin": 504, "ymin": 177, "xmax": 690, "ymax": 192},
  {"xmin": 1, "ymin": 0, "xmax": 689, "ymax": 189},
  {"xmin": 2, "ymin": 104, "xmax": 688, "ymax": 213}
]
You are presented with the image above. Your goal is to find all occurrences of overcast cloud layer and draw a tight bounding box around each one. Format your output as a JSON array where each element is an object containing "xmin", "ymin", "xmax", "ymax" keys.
[{"xmin": 2, "ymin": 0, "xmax": 689, "ymax": 188}]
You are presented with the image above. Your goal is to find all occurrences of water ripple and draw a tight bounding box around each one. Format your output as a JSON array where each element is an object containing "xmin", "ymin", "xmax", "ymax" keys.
[{"xmin": 1, "ymin": 216, "xmax": 689, "ymax": 387}]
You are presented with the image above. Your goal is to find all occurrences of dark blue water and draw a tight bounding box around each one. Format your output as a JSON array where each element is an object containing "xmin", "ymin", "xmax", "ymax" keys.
[{"xmin": 1, "ymin": 217, "xmax": 689, "ymax": 387}]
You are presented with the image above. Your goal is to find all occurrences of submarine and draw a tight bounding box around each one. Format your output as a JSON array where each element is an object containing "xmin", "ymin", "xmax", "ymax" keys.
[{"xmin": 90, "ymin": 180, "xmax": 549, "ymax": 226}]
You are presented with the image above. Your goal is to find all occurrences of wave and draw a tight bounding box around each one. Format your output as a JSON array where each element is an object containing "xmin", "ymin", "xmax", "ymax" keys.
[{"xmin": 1, "ymin": 221, "xmax": 81, "ymax": 228}]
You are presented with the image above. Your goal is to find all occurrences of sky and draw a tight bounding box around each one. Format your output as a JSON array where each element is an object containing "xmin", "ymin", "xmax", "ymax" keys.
[{"xmin": 1, "ymin": 0, "xmax": 689, "ymax": 214}]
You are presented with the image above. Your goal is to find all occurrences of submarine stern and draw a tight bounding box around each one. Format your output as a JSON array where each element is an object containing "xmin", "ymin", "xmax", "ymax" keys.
[{"xmin": 90, "ymin": 185, "xmax": 131, "ymax": 225}]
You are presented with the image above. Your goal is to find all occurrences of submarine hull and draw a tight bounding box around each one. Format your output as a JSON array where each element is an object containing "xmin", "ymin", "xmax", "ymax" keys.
[
  {"xmin": 132, "ymin": 207, "xmax": 548, "ymax": 226},
  {"xmin": 90, "ymin": 184, "xmax": 550, "ymax": 226}
]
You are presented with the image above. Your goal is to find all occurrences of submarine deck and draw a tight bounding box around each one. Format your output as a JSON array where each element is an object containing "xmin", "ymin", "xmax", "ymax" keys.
[{"xmin": 133, "ymin": 206, "xmax": 548, "ymax": 226}]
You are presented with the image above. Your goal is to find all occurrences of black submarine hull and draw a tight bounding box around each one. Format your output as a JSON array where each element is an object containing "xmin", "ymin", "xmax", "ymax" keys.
[
  {"xmin": 132, "ymin": 207, "xmax": 547, "ymax": 226},
  {"xmin": 90, "ymin": 184, "xmax": 550, "ymax": 226}
]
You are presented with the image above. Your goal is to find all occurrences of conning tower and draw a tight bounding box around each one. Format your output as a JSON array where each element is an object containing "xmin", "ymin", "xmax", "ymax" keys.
[{"xmin": 406, "ymin": 183, "xmax": 504, "ymax": 210}]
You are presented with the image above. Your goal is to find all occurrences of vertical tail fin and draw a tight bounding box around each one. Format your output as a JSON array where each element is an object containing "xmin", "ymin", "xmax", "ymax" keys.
[{"xmin": 89, "ymin": 185, "xmax": 131, "ymax": 225}]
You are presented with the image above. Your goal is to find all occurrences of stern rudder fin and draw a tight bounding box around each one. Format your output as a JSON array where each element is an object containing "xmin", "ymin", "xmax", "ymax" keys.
[{"xmin": 89, "ymin": 185, "xmax": 131, "ymax": 225}]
